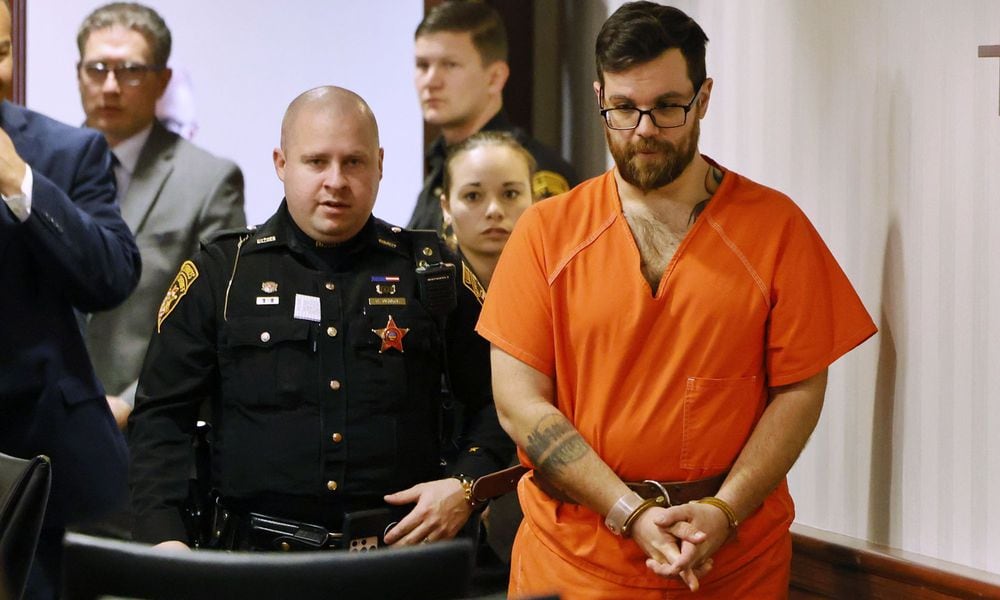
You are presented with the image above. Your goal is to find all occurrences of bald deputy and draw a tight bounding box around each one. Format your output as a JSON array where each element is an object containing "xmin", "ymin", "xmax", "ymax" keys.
[{"xmin": 128, "ymin": 86, "xmax": 513, "ymax": 551}]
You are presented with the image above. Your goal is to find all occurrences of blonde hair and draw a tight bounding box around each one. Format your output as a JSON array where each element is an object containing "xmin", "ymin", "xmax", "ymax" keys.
[
  {"xmin": 440, "ymin": 130, "xmax": 536, "ymax": 248},
  {"xmin": 441, "ymin": 130, "xmax": 536, "ymax": 199}
]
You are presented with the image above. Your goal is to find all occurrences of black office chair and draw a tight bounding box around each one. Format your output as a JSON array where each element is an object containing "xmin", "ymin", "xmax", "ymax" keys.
[
  {"xmin": 62, "ymin": 532, "xmax": 475, "ymax": 600},
  {"xmin": 0, "ymin": 453, "xmax": 52, "ymax": 600}
]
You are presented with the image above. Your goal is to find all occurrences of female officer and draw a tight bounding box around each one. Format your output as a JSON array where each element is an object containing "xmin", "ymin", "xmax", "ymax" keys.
[
  {"xmin": 439, "ymin": 130, "xmax": 538, "ymax": 574},
  {"xmin": 440, "ymin": 131, "xmax": 537, "ymax": 292}
]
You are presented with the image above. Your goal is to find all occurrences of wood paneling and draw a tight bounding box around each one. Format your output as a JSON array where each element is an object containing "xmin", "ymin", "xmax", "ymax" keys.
[
  {"xmin": 791, "ymin": 524, "xmax": 1000, "ymax": 599},
  {"xmin": 11, "ymin": 0, "xmax": 26, "ymax": 104}
]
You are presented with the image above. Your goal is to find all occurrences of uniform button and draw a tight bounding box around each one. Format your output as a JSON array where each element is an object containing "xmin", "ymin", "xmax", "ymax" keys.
[
  {"xmin": 260, "ymin": 331, "xmax": 271, "ymax": 343},
  {"xmin": 422, "ymin": 246, "xmax": 434, "ymax": 256},
  {"xmin": 329, "ymin": 380, "xmax": 341, "ymax": 391},
  {"xmin": 327, "ymin": 480, "xmax": 338, "ymax": 491},
  {"xmin": 331, "ymin": 432, "xmax": 343, "ymax": 443},
  {"xmin": 325, "ymin": 282, "xmax": 336, "ymax": 291},
  {"xmin": 280, "ymin": 542, "xmax": 291, "ymax": 551},
  {"xmin": 326, "ymin": 326, "xmax": 338, "ymax": 337}
]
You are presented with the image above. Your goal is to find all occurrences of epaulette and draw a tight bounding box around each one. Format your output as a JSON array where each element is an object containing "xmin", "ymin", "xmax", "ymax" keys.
[
  {"xmin": 202, "ymin": 224, "xmax": 259, "ymax": 248},
  {"xmin": 373, "ymin": 220, "xmax": 406, "ymax": 252},
  {"xmin": 408, "ymin": 228, "xmax": 447, "ymax": 267},
  {"xmin": 388, "ymin": 225, "xmax": 456, "ymax": 321}
]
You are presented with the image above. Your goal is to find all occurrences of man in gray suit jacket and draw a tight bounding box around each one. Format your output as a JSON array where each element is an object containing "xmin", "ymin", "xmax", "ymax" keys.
[{"xmin": 77, "ymin": 3, "xmax": 246, "ymax": 427}]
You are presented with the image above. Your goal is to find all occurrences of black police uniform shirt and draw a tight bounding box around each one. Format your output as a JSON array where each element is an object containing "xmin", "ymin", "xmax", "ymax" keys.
[
  {"xmin": 128, "ymin": 202, "xmax": 512, "ymax": 544},
  {"xmin": 407, "ymin": 111, "xmax": 580, "ymax": 232}
]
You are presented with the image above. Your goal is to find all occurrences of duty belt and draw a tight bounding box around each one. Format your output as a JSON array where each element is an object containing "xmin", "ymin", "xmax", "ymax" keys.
[{"xmin": 210, "ymin": 499, "xmax": 400, "ymax": 552}]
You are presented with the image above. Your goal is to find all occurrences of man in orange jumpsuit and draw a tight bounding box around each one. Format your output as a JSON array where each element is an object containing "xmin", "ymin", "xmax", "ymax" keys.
[{"xmin": 476, "ymin": 2, "xmax": 878, "ymax": 598}]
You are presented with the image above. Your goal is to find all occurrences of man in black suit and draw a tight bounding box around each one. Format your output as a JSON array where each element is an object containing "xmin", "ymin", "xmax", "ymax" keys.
[{"xmin": 0, "ymin": 1, "xmax": 141, "ymax": 597}]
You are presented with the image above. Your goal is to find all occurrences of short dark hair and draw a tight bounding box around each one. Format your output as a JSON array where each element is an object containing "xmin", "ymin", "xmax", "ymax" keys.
[
  {"xmin": 415, "ymin": 0, "xmax": 508, "ymax": 64},
  {"xmin": 78, "ymin": 3, "xmax": 171, "ymax": 68},
  {"xmin": 595, "ymin": 1, "xmax": 708, "ymax": 88}
]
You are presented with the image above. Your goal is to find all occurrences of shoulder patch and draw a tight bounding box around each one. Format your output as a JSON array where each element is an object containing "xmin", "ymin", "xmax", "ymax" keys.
[
  {"xmin": 461, "ymin": 261, "xmax": 487, "ymax": 306},
  {"xmin": 532, "ymin": 170, "xmax": 570, "ymax": 198},
  {"xmin": 157, "ymin": 260, "xmax": 199, "ymax": 332}
]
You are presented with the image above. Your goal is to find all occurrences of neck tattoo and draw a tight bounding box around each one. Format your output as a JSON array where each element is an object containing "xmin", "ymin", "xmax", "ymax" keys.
[{"xmin": 688, "ymin": 165, "xmax": 723, "ymax": 226}]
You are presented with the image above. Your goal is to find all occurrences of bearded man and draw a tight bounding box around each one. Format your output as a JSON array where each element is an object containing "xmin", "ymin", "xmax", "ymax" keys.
[{"xmin": 476, "ymin": 2, "xmax": 878, "ymax": 599}]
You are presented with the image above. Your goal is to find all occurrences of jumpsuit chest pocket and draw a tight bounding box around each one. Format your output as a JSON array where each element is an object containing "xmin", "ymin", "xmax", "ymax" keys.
[{"xmin": 220, "ymin": 317, "xmax": 315, "ymax": 409}]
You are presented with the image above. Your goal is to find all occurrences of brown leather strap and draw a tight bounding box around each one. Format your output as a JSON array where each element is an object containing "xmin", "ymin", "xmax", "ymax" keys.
[
  {"xmin": 625, "ymin": 473, "xmax": 728, "ymax": 505},
  {"xmin": 470, "ymin": 464, "xmax": 530, "ymax": 503},
  {"xmin": 531, "ymin": 471, "xmax": 728, "ymax": 507}
]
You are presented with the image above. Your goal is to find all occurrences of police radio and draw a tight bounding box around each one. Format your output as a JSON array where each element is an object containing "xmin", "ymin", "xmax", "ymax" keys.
[{"xmin": 416, "ymin": 261, "xmax": 457, "ymax": 320}]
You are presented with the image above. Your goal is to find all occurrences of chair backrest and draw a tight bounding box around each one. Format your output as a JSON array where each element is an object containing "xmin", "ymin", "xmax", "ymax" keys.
[
  {"xmin": 0, "ymin": 453, "xmax": 52, "ymax": 600},
  {"xmin": 62, "ymin": 532, "xmax": 475, "ymax": 600}
]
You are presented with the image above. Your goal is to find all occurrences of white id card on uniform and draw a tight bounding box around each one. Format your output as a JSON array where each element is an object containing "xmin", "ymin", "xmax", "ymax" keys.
[{"xmin": 294, "ymin": 294, "xmax": 321, "ymax": 322}]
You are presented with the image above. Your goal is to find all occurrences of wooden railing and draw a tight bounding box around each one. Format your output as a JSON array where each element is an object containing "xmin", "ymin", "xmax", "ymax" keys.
[{"xmin": 790, "ymin": 524, "xmax": 1000, "ymax": 599}]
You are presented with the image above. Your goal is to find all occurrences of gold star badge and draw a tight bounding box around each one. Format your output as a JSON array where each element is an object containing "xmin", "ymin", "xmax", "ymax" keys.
[{"xmin": 372, "ymin": 315, "xmax": 409, "ymax": 353}]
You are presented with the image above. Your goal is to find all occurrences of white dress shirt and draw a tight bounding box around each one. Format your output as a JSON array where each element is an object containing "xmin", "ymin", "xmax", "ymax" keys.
[{"xmin": 1, "ymin": 166, "xmax": 34, "ymax": 222}]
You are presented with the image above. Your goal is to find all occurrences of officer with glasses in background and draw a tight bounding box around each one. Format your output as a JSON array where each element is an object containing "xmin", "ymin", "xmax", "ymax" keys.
[{"xmin": 76, "ymin": 2, "xmax": 245, "ymax": 433}]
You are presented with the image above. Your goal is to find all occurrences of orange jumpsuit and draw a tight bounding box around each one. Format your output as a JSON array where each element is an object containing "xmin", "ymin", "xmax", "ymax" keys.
[{"xmin": 477, "ymin": 164, "xmax": 877, "ymax": 599}]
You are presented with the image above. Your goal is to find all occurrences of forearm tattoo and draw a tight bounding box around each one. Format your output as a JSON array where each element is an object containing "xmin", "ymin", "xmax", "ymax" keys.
[{"xmin": 525, "ymin": 414, "xmax": 588, "ymax": 474}]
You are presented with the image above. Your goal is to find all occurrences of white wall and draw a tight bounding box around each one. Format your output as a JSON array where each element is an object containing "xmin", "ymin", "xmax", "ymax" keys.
[
  {"xmin": 595, "ymin": 0, "xmax": 1000, "ymax": 574},
  {"xmin": 25, "ymin": 0, "xmax": 424, "ymax": 227}
]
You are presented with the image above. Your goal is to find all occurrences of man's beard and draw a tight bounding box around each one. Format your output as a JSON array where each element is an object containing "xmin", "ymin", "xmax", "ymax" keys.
[{"xmin": 607, "ymin": 119, "xmax": 699, "ymax": 192}]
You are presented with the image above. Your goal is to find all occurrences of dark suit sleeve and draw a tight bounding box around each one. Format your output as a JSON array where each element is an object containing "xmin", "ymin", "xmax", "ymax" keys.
[
  {"xmin": 445, "ymin": 285, "xmax": 515, "ymax": 479},
  {"xmin": 22, "ymin": 132, "xmax": 141, "ymax": 312}
]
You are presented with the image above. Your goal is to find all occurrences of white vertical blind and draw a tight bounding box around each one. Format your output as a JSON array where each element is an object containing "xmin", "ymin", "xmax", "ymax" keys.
[{"xmin": 616, "ymin": 0, "xmax": 1000, "ymax": 573}]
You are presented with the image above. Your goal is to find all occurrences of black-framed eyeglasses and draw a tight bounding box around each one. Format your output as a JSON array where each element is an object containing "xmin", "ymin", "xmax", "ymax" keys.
[
  {"xmin": 78, "ymin": 61, "xmax": 163, "ymax": 87},
  {"xmin": 599, "ymin": 82, "xmax": 703, "ymax": 130}
]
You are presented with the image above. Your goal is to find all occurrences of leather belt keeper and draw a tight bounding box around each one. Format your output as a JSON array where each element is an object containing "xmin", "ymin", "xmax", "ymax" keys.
[{"xmin": 531, "ymin": 471, "xmax": 728, "ymax": 507}]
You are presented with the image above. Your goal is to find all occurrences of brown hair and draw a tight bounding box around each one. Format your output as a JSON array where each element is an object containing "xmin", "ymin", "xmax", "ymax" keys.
[
  {"xmin": 595, "ymin": 1, "xmax": 708, "ymax": 88},
  {"xmin": 78, "ymin": 3, "xmax": 171, "ymax": 67},
  {"xmin": 415, "ymin": 0, "xmax": 507, "ymax": 65}
]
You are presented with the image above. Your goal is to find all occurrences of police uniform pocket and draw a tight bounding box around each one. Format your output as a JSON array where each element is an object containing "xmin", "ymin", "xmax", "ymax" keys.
[
  {"xmin": 221, "ymin": 317, "xmax": 314, "ymax": 409},
  {"xmin": 680, "ymin": 376, "xmax": 761, "ymax": 470},
  {"xmin": 350, "ymin": 307, "xmax": 441, "ymax": 411}
]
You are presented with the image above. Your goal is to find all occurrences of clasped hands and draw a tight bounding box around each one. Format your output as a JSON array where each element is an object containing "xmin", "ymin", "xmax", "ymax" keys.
[{"xmin": 630, "ymin": 501, "xmax": 733, "ymax": 592}]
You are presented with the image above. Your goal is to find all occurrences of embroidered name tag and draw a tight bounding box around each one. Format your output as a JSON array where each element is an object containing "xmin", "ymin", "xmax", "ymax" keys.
[
  {"xmin": 256, "ymin": 296, "xmax": 279, "ymax": 305},
  {"xmin": 369, "ymin": 297, "xmax": 407, "ymax": 306}
]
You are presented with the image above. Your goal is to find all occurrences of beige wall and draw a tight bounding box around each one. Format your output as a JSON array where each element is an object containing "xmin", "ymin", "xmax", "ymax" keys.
[{"xmin": 576, "ymin": 0, "xmax": 1000, "ymax": 574}]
